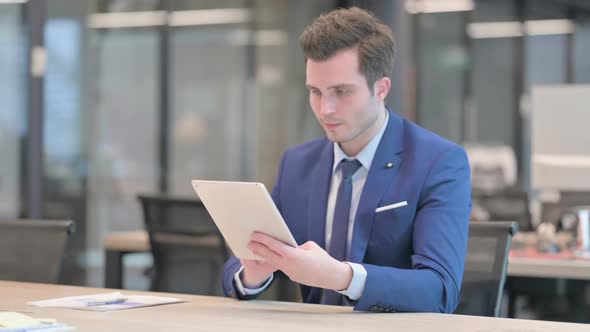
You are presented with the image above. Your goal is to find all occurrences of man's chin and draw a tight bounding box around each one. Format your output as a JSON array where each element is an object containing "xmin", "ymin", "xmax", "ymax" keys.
[
  {"xmin": 324, "ymin": 132, "xmax": 338, "ymax": 142},
  {"xmin": 324, "ymin": 133, "xmax": 347, "ymax": 143}
]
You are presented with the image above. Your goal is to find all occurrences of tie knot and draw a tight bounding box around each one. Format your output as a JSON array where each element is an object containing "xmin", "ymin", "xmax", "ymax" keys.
[{"xmin": 339, "ymin": 159, "xmax": 362, "ymax": 180}]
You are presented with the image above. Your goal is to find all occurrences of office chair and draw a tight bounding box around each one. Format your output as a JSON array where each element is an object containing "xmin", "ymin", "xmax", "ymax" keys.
[
  {"xmin": 455, "ymin": 221, "xmax": 518, "ymax": 317},
  {"xmin": 473, "ymin": 188, "xmax": 532, "ymax": 231},
  {"xmin": 138, "ymin": 194, "xmax": 228, "ymax": 295},
  {"xmin": 0, "ymin": 219, "xmax": 74, "ymax": 283}
]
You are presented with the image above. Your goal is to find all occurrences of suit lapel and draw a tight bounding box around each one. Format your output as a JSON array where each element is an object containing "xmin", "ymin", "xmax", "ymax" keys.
[
  {"xmin": 307, "ymin": 140, "xmax": 333, "ymax": 250},
  {"xmin": 350, "ymin": 110, "xmax": 405, "ymax": 263},
  {"xmin": 305, "ymin": 141, "xmax": 333, "ymax": 304}
]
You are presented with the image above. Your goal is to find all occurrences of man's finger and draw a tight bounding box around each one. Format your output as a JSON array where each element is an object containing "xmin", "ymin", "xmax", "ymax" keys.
[
  {"xmin": 249, "ymin": 242, "xmax": 283, "ymax": 267},
  {"xmin": 299, "ymin": 241, "xmax": 318, "ymax": 250},
  {"xmin": 251, "ymin": 232, "xmax": 294, "ymax": 257}
]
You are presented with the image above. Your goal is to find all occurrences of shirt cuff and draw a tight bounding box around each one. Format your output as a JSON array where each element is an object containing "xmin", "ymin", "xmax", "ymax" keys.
[
  {"xmin": 336, "ymin": 262, "xmax": 367, "ymax": 300},
  {"xmin": 234, "ymin": 265, "xmax": 274, "ymax": 296}
]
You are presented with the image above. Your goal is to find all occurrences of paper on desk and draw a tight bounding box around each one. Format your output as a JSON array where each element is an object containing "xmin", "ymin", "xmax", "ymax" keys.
[
  {"xmin": 28, "ymin": 292, "xmax": 185, "ymax": 312},
  {"xmin": 0, "ymin": 312, "xmax": 74, "ymax": 331},
  {"xmin": 0, "ymin": 312, "xmax": 43, "ymax": 329}
]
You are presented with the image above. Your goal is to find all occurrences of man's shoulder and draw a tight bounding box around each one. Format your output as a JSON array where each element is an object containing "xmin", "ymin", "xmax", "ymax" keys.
[
  {"xmin": 276, "ymin": 137, "xmax": 330, "ymax": 180},
  {"xmin": 284, "ymin": 136, "xmax": 330, "ymax": 159},
  {"xmin": 401, "ymin": 118, "xmax": 465, "ymax": 157}
]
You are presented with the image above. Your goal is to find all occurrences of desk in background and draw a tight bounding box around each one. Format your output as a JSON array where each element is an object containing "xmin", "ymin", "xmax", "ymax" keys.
[
  {"xmin": 508, "ymin": 253, "xmax": 590, "ymax": 280},
  {"xmin": 103, "ymin": 231, "xmax": 150, "ymax": 289},
  {"xmin": 1, "ymin": 281, "xmax": 588, "ymax": 332},
  {"xmin": 103, "ymin": 231, "xmax": 299, "ymax": 301},
  {"xmin": 506, "ymin": 254, "xmax": 590, "ymax": 320},
  {"xmin": 106, "ymin": 231, "xmax": 590, "ymax": 286},
  {"xmin": 507, "ymin": 231, "xmax": 590, "ymax": 280},
  {"xmin": 506, "ymin": 232, "xmax": 590, "ymax": 321}
]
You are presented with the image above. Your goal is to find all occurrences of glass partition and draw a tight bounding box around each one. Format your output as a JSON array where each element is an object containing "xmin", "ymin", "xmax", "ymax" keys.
[{"xmin": 0, "ymin": 4, "xmax": 26, "ymax": 218}]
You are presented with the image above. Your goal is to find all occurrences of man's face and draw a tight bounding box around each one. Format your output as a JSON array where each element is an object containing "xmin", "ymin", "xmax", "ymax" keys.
[{"xmin": 306, "ymin": 47, "xmax": 388, "ymax": 156}]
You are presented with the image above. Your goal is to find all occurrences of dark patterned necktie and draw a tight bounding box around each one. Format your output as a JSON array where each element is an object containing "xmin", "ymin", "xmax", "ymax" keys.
[{"xmin": 322, "ymin": 158, "xmax": 362, "ymax": 305}]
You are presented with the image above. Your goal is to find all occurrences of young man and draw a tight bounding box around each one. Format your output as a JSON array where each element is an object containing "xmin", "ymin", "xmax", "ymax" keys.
[{"xmin": 222, "ymin": 7, "xmax": 471, "ymax": 313}]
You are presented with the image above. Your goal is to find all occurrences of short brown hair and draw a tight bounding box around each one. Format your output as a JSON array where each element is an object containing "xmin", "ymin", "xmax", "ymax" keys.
[{"xmin": 299, "ymin": 7, "xmax": 396, "ymax": 92}]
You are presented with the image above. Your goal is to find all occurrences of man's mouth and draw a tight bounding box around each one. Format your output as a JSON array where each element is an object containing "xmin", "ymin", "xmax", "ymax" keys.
[{"xmin": 323, "ymin": 122, "xmax": 342, "ymax": 130}]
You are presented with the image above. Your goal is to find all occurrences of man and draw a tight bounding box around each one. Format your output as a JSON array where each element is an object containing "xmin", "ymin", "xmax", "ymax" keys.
[{"xmin": 222, "ymin": 7, "xmax": 471, "ymax": 313}]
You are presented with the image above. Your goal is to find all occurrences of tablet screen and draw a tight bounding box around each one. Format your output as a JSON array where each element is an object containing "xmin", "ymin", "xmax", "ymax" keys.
[{"xmin": 191, "ymin": 180, "xmax": 297, "ymax": 260}]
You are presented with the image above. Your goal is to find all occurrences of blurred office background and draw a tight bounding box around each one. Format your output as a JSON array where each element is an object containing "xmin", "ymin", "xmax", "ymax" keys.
[{"xmin": 1, "ymin": 0, "xmax": 590, "ymax": 323}]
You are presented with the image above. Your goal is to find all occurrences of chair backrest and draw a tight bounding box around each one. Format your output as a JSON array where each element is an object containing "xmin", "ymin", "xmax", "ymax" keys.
[
  {"xmin": 137, "ymin": 194, "xmax": 227, "ymax": 295},
  {"xmin": 473, "ymin": 189, "xmax": 531, "ymax": 231},
  {"xmin": 0, "ymin": 219, "xmax": 74, "ymax": 283},
  {"xmin": 455, "ymin": 221, "xmax": 518, "ymax": 317}
]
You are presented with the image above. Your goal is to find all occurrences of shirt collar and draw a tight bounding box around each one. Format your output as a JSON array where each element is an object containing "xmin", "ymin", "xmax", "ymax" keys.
[{"xmin": 332, "ymin": 110, "xmax": 389, "ymax": 173}]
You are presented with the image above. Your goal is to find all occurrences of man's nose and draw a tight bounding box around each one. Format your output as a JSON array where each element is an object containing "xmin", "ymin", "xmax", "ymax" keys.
[{"xmin": 319, "ymin": 96, "xmax": 335, "ymax": 115}]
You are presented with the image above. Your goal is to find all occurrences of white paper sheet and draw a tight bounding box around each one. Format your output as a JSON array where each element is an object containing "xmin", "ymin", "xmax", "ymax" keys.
[{"xmin": 28, "ymin": 292, "xmax": 185, "ymax": 312}]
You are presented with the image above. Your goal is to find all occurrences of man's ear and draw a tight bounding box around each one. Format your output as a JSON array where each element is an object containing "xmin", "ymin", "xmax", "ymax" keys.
[{"xmin": 373, "ymin": 77, "xmax": 391, "ymax": 102}]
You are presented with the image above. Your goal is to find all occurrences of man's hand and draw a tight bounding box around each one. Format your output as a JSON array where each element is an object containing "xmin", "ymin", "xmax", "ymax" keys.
[
  {"xmin": 248, "ymin": 232, "xmax": 353, "ymax": 291},
  {"xmin": 240, "ymin": 259, "xmax": 277, "ymax": 289}
]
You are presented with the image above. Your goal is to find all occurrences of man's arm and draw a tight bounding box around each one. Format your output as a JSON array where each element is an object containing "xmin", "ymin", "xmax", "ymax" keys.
[
  {"xmin": 355, "ymin": 146, "xmax": 471, "ymax": 313},
  {"xmin": 222, "ymin": 256, "xmax": 276, "ymax": 300},
  {"xmin": 222, "ymin": 257, "xmax": 247, "ymax": 299},
  {"xmin": 221, "ymin": 152, "xmax": 289, "ymax": 300}
]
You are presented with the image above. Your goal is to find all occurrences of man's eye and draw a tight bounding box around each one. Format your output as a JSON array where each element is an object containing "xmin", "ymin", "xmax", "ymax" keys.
[
  {"xmin": 310, "ymin": 90, "xmax": 321, "ymax": 96},
  {"xmin": 336, "ymin": 89, "xmax": 349, "ymax": 96}
]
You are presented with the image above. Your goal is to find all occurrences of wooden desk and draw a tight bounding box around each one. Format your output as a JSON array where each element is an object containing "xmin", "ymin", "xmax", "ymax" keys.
[
  {"xmin": 1, "ymin": 281, "xmax": 587, "ymax": 332},
  {"xmin": 105, "ymin": 231, "xmax": 590, "ymax": 283},
  {"xmin": 506, "ymin": 246, "xmax": 590, "ymax": 318},
  {"xmin": 102, "ymin": 231, "xmax": 298, "ymax": 301},
  {"xmin": 103, "ymin": 231, "xmax": 150, "ymax": 289},
  {"xmin": 508, "ymin": 256, "xmax": 590, "ymax": 280},
  {"xmin": 508, "ymin": 232, "xmax": 590, "ymax": 280}
]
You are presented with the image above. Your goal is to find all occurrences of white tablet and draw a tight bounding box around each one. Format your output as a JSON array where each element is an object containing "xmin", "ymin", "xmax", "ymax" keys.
[{"xmin": 191, "ymin": 180, "xmax": 298, "ymax": 260}]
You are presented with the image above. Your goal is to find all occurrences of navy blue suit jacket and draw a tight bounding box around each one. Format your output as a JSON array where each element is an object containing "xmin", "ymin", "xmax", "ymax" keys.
[{"xmin": 222, "ymin": 110, "xmax": 471, "ymax": 313}]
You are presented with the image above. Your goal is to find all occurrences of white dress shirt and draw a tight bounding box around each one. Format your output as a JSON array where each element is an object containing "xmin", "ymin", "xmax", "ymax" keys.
[{"xmin": 235, "ymin": 111, "xmax": 389, "ymax": 301}]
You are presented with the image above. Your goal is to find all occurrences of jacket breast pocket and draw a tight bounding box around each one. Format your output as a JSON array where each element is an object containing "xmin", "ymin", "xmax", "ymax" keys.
[
  {"xmin": 374, "ymin": 202, "xmax": 412, "ymax": 224},
  {"xmin": 370, "ymin": 202, "xmax": 414, "ymax": 250}
]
